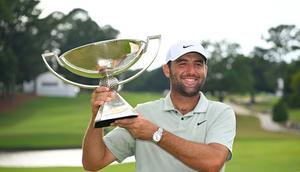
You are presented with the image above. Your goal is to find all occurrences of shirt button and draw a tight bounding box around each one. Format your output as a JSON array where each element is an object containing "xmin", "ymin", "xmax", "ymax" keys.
[{"xmin": 181, "ymin": 117, "xmax": 184, "ymax": 120}]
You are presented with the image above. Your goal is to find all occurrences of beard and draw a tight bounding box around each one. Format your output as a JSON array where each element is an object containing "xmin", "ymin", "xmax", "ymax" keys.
[{"xmin": 169, "ymin": 72, "xmax": 206, "ymax": 97}]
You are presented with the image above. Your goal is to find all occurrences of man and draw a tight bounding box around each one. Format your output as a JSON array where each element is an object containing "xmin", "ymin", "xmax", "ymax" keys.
[{"xmin": 82, "ymin": 40, "xmax": 236, "ymax": 172}]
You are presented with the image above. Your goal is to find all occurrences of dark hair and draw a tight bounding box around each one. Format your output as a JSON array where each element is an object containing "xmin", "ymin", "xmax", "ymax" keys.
[
  {"xmin": 167, "ymin": 61, "xmax": 171, "ymax": 68},
  {"xmin": 166, "ymin": 54, "xmax": 207, "ymax": 68}
]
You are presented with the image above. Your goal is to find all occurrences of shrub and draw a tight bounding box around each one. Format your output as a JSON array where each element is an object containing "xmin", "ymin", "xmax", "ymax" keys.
[{"xmin": 272, "ymin": 99, "xmax": 289, "ymax": 123}]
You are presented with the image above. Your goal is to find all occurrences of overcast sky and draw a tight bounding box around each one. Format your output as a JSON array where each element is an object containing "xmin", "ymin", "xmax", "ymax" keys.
[{"xmin": 38, "ymin": 0, "xmax": 300, "ymax": 69}]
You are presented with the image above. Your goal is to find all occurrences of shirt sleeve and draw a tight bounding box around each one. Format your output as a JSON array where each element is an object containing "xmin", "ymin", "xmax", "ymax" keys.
[
  {"xmin": 205, "ymin": 106, "xmax": 236, "ymax": 160},
  {"xmin": 103, "ymin": 127, "xmax": 135, "ymax": 163}
]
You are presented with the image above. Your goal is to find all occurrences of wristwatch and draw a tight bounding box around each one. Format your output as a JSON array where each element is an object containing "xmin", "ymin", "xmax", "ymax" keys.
[{"xmin": 152, "ymin": 127, "xmax": 163, "ymax": 143}]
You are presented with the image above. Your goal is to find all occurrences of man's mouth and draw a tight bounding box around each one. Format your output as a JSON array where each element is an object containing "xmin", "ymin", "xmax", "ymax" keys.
[{"xmin": 182, "ymin": 77, "xmax": 198, "ymax": 87}]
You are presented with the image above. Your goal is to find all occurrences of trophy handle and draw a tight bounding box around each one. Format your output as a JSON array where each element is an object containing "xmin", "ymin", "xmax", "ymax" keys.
[
  {"xmin": 41, "ymin": 52, "xmax": 98, "ymax": 89},
  {"xmin": 118, "ymin": 35, "xmax": 161, "ymax": 85}
]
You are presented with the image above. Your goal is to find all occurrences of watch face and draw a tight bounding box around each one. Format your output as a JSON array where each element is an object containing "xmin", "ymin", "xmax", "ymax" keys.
[
  {"xmin": 153, "ymin": 131, "xmax": 162, "ymax": 142},
  {"xmin": 154, "ymin": 133, "xmax": 160, "ymax": 141}
]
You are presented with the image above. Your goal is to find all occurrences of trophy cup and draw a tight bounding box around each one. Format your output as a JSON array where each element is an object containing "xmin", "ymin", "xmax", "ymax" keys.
[{"xmin": 41, "ymin": 35, "xmax": 161, "ymax": 127}]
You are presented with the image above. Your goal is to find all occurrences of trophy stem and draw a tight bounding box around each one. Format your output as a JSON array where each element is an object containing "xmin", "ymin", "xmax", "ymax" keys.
[
  {"xmin": 94, "ymin": 73, "xmax": 138, "ymax": 128},
  {"xmin": 94, "ymin": 92, "xmax": 138, "ymax": 128}
]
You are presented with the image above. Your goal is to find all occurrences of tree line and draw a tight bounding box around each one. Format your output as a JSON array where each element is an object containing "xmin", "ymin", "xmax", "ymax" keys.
[
  {"xmin": 124, "ymin": 25, "xmax": 300, "ymax": 109},
  {"xmin": 1, "ymin": 0, "xmax": 300, "ymax": 109},
  {"xmin": 0, "ymin": 0, "xmax": 119, "ymax": 98}
]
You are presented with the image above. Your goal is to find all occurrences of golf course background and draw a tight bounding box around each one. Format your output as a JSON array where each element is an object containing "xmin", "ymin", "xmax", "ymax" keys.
[{"xmin": 0, "ymin": 92, "xmax": 300, "ymax": 172}]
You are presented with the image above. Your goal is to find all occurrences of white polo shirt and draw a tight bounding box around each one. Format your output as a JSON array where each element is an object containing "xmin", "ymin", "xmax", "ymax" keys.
[{"xmin": 104, "ymin": 92, "xmax": 236, "ymax": 172}]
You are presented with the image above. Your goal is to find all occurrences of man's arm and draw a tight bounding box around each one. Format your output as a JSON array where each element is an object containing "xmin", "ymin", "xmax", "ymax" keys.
[
  {"xmin": 82, "ymin": 87, "xmax": 116, "ymax": 171},
  {"xmin": 113, "ymin": 116, "xmax": 229, "ymax": 172},
  {"xmin": 158, "ymin": 129, "xmax": 228, "ymax": 172}
]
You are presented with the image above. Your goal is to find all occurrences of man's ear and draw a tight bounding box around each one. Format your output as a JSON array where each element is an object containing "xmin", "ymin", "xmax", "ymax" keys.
[
  {"xmin": 162, "ymin": 64, "xmax": 170, "ymax": 78},
  {"xmin": 204, "ymin": 65, "xmax": 208, "ymax": 77}
]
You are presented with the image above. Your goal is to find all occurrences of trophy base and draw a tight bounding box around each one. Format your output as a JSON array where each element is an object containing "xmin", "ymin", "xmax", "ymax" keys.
[{"xmin": 94, "ymin": 114, "xmax": 138, "ymax": 128}]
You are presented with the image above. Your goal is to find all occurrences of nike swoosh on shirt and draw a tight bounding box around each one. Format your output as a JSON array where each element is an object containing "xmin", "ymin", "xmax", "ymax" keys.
[{"xmin": 197, "ymin": 120, "xmax": 207, "ymax": 126}]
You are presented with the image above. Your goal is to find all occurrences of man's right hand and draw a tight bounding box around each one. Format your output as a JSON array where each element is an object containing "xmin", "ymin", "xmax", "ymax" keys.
[{"xmin": 91, "ymin": 86, "xmax": 115, "ymax": 118}]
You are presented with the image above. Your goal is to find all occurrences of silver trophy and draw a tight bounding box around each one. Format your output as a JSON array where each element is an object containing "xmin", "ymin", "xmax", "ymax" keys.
[{"xmin": 42, "ymin": 35, "xmax": 161, "ymax": 127}]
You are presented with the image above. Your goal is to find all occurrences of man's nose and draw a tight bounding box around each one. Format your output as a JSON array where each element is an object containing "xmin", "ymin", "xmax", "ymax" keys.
[{"xmin": 186, "ymin": 64, "xmax": 197, "ymax": 74}]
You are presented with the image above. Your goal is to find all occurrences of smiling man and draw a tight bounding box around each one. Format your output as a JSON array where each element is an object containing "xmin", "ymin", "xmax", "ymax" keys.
[{"xmin": 82, "ymin": 40, "xmax": 236, "ymax": 172}]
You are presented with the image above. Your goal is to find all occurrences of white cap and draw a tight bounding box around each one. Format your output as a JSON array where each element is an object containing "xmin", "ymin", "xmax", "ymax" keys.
[{"xmin": 165, "ymin": 40, "xmax": 208, "ymax": 64}]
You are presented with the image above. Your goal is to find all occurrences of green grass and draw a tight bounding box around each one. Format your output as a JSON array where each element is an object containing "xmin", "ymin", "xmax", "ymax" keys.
[
  {"xmin": 289, "ymin": 108, "xmax": 300, "ymax": 123},
  {"xmin": 226, "ymin": 139, "xmax": 300, "ymax": 172},
  {"xmin": 0, "ymin": 94, "xmax": 91, "ymax": 149},
  {"xmin": 1, "ymin": 115, "xmax": 300, "ymax": 172},
  {"xmin": 228, "ymin": 93, "xmax": 300, "ymax": 124},
  {"xmin": 235, "ymin": 115, "xmax": 300, "ymax": 140},
  {"xmin": 0, "ymin": 92, "xmax": 162, "ymax": 149},
  {"xmin": 120, "ymin": 91, "xmax": 163, "ymax": 105},
  {"xmin": 228, "ymin": 115, "xmax": 300, "ymax": 172},
  {"xmin": 0, "ymin": 163, "xmax": 135, "ymax": 172},
  {"xmin": 1, "ymin": 93, "xmax": 300, "ymax": 172},
  {"xmin": 249, "ymin": 97, "xmax": 300, "ymax": 124},
  {"xmin": 251, "ymin": 100, "xmax": 276, "ymax": 113}
]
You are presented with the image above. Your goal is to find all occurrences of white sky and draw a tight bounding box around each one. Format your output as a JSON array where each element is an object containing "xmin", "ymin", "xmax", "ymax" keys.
[{"xmin": 38, "ymin": 0, "xmax": 300, "ymax": 69}]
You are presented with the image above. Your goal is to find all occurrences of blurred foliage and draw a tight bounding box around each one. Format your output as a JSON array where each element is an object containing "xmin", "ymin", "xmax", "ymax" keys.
[
  {"xmin": 124, "ymin": 25, "xmax": 300, "ymax": 109},
  {"xmin": 281, "ymin": 59, "xmax": 300, "ymax": 108},
  {"xmin": 122, "ymin": 67, "xmax": 169, "ymax": 92},
  {"xmin": 0, "ymin": 0, "xmax": 119, "ymax": 98},
  {"xmin": 0, "ymin": 0, "xmax": 42, "ymax": 97},
  {"xmin": 272, "ymin": 99, "xmax": 289, "ymax": 122}
]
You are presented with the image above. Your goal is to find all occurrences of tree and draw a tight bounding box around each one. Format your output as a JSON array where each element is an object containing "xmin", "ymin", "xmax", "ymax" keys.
[
  {"xmin": 262, "ymin": 25, "xmax": 300, "ymax": 62},
  {"xmin": 282, "ymin": 52, "xmax": 300, "ymax": 108},
  {"xmin": 287, "ymin": 65, "xmax": 300, "ymax": 108},
  {"xmin": 257, "ymin": 25, "xmax": 300, "ymax": 107},
  {"xmin": 0, "ymin": 1, "xmax": 120, "ymax": 97},
  {"xmin": 226, "ymin": 56, "xmax": 254, "ymax": 94},
  {"xmin": 202, "ymin": 40, "xmax": 254, "ymax": 101},
  {"xmin": 251, "ymin": 44, "xmax": 289, "ymax": 103},
  {"xmin": 272, "ymin": 99, "xmax": 289, "ymax": 123},
  {"xmin": 0, "ymin": 0, "xmax": 42, "ymax": 97},
  {"xmin": 122, "ymin": 67, "xmax": 168, "ymax": 92},
  {"xmin": 42, "ymin": 9, "xmax": 119, "ymax": 87},
  {"xmin": 53, "ymin": 8, "xmax": 119, "ymax": 53},
  {"xmin": 249, "ymin": 54, "xmax": 277, "ymax": 93}
]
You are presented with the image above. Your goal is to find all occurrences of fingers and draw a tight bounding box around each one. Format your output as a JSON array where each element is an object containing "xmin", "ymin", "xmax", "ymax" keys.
[
  {"xmin": 113, "ymin": 118, "xmax": 135, "ymax": 126},
  {"xmin": 91, "ymin": 86, "xmax": 115, "ymax": 116},
  {"xmin": 92, "ymin": 87, "xmax": 114, "ymax": 104},
  {"xmin": 112, "ymin": 115, "xmax": 141, "ymax": 127},
  {"xmin": 94, "ymin": 86, "xmax": 110, "ymax": 93}
]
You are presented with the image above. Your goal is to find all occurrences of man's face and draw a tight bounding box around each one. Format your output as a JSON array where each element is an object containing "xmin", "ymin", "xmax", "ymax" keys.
[{"xmin": 163, "ymin": 52, "xmax": 207, "ymax": 97}]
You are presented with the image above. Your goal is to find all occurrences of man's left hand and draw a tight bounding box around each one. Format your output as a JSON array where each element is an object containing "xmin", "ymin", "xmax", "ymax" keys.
[{"xmin": 112, "ymin": 115, "xmax": 157, "ymax": 141}]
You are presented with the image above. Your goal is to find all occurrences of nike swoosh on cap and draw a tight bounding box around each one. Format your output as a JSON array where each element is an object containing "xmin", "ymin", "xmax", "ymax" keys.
[{"xmin": 183, "ymin": 45, "xmax": 193, "ymax": 48}]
